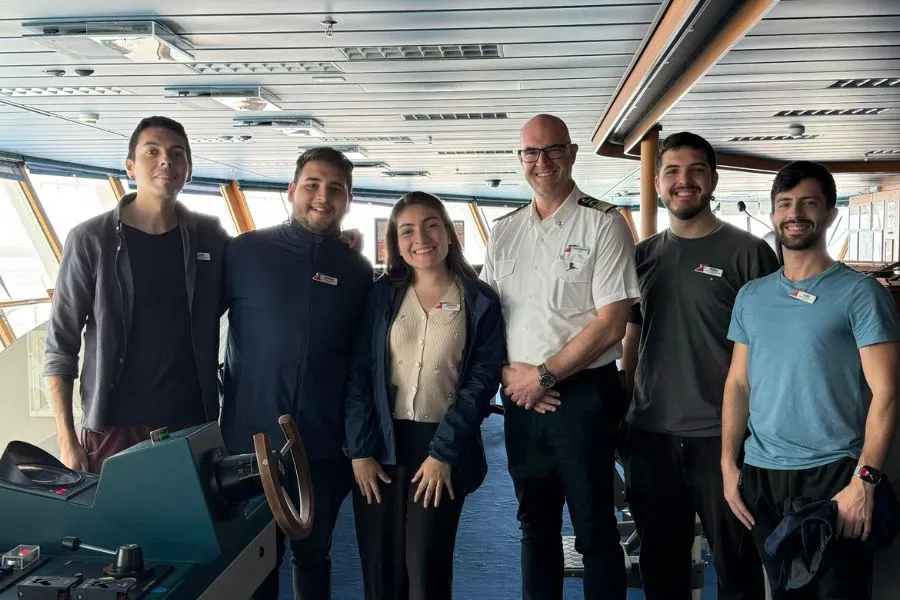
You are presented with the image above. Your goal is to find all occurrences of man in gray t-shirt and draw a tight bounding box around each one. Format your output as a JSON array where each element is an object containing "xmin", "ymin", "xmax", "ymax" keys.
[{"xmin": 621, "ymin": 132, "xmax": 778, "ymax": 600}]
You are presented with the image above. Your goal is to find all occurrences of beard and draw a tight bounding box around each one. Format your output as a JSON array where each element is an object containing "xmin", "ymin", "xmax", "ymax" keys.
[
  {"xmin": 663, "ymin": 187, "xmax": 711, "ymax": 221},
  {"xmin": 293, "ymin": 203, "xmax": 343, "ymax": 236},
  {"xmin": 776, "ymin": 220, "xmax": 823, "ymax": 250}
]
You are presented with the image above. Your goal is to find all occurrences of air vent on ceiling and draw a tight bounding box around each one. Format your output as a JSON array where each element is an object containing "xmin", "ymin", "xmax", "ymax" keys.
[
  {"xmin": 166, "ymin": 86, "xmax": 281, "ymax": 111},
  {"xmin": 829, "ymin": 78, "xmax": 900, "ymax": 89},
  {"xmin": 232, "ymin": 116, "xmax": 325, "ymax": 137},
  {"xmin": 729, "ymin": 135, "xmax": 819, "ymax": 142},
  {"xmin": 243, "ymin": 160, "xmax": 297, "ymax": 168},
  {"xmin": 190, "ymin": 135, "xmax": 253, "ymax": 143},
  {"xmin": 188, "ymin": 62, "xmax": 343, "ymax": 75},
  {"xmin": 0, "ymin": 86, "xmax": 129, "ymax": 96},
  {"xmin": 438, "ymin": 150, "xmax": 516, "ymax": 155},
  {"xmin": 774, "ymin": 108, "xmax": 889, "ymax": 117},
  {"xmin": 296, "ymin": 145, "xmax": 367, "ymax": 160},
  {"xmin": 339, "ymin": 44, "xmax": 502, "ymax": 61},
  {"xmin": 321, "ymin": 136, "xmax": 413, "ymax": 144},
  {"xmin": 865, "ymin": 149, "xmax": 900, "ymax": 157},
  {"xmin": 402, "ymin": 113, "xmax": 508, "ymax": 121},
  {"xmin": 382, "ymin": 171, "xmax": 430, "ymax": 178},
  {"xmin": 455, "ymin": 170, "xmax": 518, "ymax": 176}
]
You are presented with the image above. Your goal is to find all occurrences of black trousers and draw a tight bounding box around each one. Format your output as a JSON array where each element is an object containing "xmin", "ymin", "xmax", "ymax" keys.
[
  {"xmin": 740, "ymin": 458, "xmax": 873, "ymax": 600},
  {"xmin": 621, "ymin": 426, "xmax": 764, "ymax": 600},
  {"xmin": 353, "ymin": 420, "xmax": 465, "ymax": 600},
  {"xmin": 253, "ymin": 457, "xmax": 353, "ymax": 600},
  {"xmin": 503, "ymin": 363, "xmax": 626, "ymax": 600}
]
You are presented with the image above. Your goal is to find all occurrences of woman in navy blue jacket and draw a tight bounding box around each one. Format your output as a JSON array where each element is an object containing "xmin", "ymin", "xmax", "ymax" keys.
[{"xmin": 345, "ymin": 191, "xmax": 505, "ymax": 600}]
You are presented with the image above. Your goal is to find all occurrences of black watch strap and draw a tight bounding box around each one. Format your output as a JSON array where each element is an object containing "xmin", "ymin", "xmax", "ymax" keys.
[{"xmin": 854, "ymin": 465, "xmax": 884, "ymax": 485}]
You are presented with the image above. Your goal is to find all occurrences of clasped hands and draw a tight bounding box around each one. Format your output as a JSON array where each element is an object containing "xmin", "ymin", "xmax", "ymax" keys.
[{"xmin": 502, "ymin": 362, "xmax": 561, "ymax": 414}]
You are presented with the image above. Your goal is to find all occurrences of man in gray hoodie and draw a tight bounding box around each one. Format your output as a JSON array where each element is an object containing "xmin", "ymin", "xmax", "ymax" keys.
[{"xmin": 43, "ymin": 116, "xmax": 229, "ymax": 473}]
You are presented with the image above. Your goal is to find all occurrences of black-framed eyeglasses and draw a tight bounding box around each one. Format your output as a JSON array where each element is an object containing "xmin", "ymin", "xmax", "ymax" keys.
[{"xmin": 517, "ymin": 143, "xmax": 571, "ymax": 163}]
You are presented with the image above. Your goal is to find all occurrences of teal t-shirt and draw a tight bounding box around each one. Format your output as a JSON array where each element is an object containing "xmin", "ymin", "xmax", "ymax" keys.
[{"xmin": 728, "ymin": 263, "xmax": 900, "ymax": 469}]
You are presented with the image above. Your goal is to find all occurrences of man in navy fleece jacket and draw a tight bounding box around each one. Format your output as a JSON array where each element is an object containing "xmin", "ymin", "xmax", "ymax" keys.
[{"xmin": 221, "ymin": 147, "xmax": 372, "ymax": 600}]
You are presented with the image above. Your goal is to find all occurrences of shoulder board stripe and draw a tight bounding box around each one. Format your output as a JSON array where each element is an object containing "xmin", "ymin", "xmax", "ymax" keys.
[
  {"xmin": 493, "ymin": 204, "xmax": 529, "ymax": 222},
  {"xmin": 577, "ymin": 196, "xmax": 616, "ymax": 213}
]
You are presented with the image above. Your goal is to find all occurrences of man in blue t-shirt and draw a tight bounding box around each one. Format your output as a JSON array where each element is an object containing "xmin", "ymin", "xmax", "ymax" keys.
[{"xmin": 722, "ymin": 161, "xmax": 900, "ymax": 599}]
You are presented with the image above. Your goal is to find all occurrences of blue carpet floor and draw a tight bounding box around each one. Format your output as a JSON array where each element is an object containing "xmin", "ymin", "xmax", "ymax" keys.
[{"xmin": 280, "ymin": 415, "xmax": 718, "ymax": 599}]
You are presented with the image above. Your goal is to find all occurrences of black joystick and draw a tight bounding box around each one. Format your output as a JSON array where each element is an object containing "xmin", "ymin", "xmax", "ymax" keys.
[
  {"xmin": 108, "ymin": 543, "xmax": 144, "ymax": 577},
  {"xmin": 61, "ymin": 536, "xmax": 153, "ymax": 580}
]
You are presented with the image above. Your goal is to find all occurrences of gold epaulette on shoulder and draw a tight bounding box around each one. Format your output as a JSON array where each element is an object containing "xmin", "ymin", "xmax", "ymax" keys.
[
  {"xmin": 493, "ymin": 204, "xmax": 528, "ymax": 222},
  {"xmin": 577, "ymin": 196, "xmax": 616, "ymax": 213}
]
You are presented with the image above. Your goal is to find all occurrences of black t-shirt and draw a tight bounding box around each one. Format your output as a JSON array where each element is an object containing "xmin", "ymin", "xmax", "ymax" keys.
[
  {"xmin": 628, "ymin": 223, "xmax": 780, "ymax": 436},
  {"xmin": 106, "ymin": 225, "xmax": 205, "ymax": 429}
]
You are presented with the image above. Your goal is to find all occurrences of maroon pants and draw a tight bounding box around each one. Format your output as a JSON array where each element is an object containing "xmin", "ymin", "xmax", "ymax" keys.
[{"xmin": 80, "ymin": 426, "xmax": 155, "ymax": 474}]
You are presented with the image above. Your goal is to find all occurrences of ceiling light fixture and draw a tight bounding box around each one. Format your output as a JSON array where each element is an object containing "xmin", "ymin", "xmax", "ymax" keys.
[
  {"xmin": 382, "ymin": 170, "xmax": 430, "ymax": 178},
  {"xmin": 233, "ymin": 116, "xmax": 325, "ymax": 137},
  {"xmin": 166, "ymin": 86, "xmax": 281, "ymax": 111},
  {"xmin": 22, "ymin": 20, "xmax": 194, "ymax": 63}
]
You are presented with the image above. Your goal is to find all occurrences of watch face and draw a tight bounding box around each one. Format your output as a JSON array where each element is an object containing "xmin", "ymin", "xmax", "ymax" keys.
[
  {"xmin": 540, "ymin": 374, "xmax": 555, "ymax": 388},
  {"xmin": 858, "ymin": 466, "xmax": 882, "ymax": 484}
]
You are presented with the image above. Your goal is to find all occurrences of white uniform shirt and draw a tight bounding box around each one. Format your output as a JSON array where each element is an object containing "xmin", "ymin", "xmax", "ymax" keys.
[{"xmin": 481, "ymin": 184, "xmax": 639, "ymax": 368}]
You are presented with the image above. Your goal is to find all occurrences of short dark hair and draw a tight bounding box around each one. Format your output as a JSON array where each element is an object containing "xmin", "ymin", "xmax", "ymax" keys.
[
  {"xmin": 127, "ymin": 116, "xmax": 192, "ymax": 164},
  {"xmin": 770, "ymin": 161, "xmax": 837, "ymax": 211},
  {"xmin": 656, "ymin": 131, "xmax": 716, "ymax": 174},
  {"xmin": 383, "ymin": 191, "xmax": 479, "ymax": 285},
  {"xmin": 293, "ymin": 147, "xmax": 354, "ymax": 191}
]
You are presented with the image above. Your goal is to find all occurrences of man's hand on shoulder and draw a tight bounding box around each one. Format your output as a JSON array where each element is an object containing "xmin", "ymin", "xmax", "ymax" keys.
[{"xmin": 340, "ymin": 228, "xmax": 364, "ymax": 252}]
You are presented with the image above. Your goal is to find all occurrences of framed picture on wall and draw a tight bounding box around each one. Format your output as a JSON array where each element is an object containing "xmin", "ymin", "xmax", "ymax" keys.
[
  {"xmin": 885, "ymin": 238, "xmax": 895, "ymax": 263},
  {"xmin": 849, "ymin": 205, "xmax": 860, "ymax": 230},
  {"xmin": 848, "ymin": 232, "xmax": 859, "ymax": 262},
  {"xmin": 887, "ymin": 201, "xmax": 897, "ymax": 233},
  {"xmin": 860, "ymin": 203, "xmax": 872, "ymax": 231},
  {"xmin": 453, "ymin": 220, "xmax": 466, "ymax": 251},
  {"xmin": 375, "ymin": 218, "xmax": 388, "ymax": 265},
  {"xmin": 872, "ymin": 199, "xmax": 886, "ymax": 231},
  {"xmin": 873, "ymin": 230, "xmax": 883, "ymax": 262},
  {"xmin": 858, "ymin": 231, "xmax": 874, "ymax": 262}
]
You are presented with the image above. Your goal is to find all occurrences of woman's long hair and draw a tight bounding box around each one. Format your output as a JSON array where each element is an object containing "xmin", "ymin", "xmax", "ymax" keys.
[{"xmin": 383, "ymin": 191, "xmax": 479, "ymax": 286}]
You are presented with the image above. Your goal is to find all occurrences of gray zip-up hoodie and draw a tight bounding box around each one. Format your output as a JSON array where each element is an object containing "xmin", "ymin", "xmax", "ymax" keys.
[{"xmin": 43, "ymin": 192, "xmax": 230, "ymax": 433}]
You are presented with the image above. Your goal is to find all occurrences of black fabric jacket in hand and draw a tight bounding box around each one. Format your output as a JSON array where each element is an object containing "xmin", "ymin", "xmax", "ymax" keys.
[{"xmin": 344, "ymin": 275, "xmax": 506, "ymax": 495}]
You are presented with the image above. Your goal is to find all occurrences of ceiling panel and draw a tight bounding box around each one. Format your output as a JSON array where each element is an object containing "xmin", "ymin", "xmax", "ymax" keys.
[
  {"xmin": 667, "ymin": 0, "xmax": 900, "ymax": 183},
  {"xmin": 0, "ymin": 0, "xmax": 660, "ymax": 21},
  {"xmin": 0, "ymin": 0, "xmax": 893, "ymax": 206},
  {"xmin": 0, "ymin": 1, "xmax": 665, "ymax": 201}
]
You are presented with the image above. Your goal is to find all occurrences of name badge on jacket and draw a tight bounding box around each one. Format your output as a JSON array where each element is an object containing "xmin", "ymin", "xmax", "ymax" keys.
[
  {"xmin": 694, "ymin": 264, "xmax": 723, "ymax": 277},
  {"xmin": 312, "ymin": 272, "xmax": 339, "ymax": 286},
  {"xmin": 197, "ymin": 252, "xmax": 211, "ymax": 261}
]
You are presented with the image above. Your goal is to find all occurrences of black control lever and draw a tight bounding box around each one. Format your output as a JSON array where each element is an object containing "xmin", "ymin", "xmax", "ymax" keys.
[
  {"xmin": 62, "ymin": 536, "xmax": 116, "ymax": 556},
  {"xmin": 61, "ymin": 536, "xmax": 151, "ymax": 579}
]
